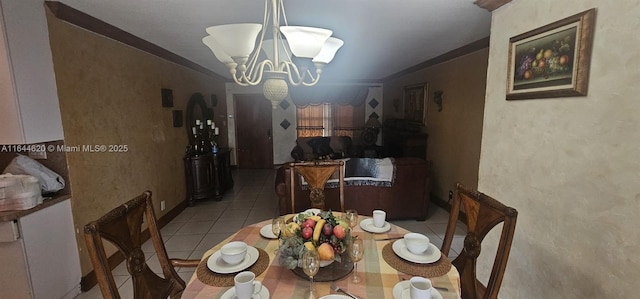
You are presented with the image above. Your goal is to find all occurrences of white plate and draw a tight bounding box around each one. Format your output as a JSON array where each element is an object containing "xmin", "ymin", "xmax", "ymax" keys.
[
  {"xmin": 220, "ymin": 285, "xmax": 270, "ymax": 299},
  {"xmin": 392, "ymin": 240, "xmax": 441, "ymax": 264},
  {"xmin": 260, "ymin": 224, "xmax": 277, "ymax": 239},
  {"xmin": 359, "ymin": 218, "xmax": 391, "ymax": 233},
  {"xmin": 207, "ymin": 245, "xmax": 259, "ymax": 274},
  {"xmin": 318, "ymin": 295, "xmax": 351, "ymax": 299},
  {"xmin": 305, "ymin": 208, "xmax": 321, "ymax": 215},
  {"xmin": 392, "ymin": 280, "xmax": 443, "ymax": 299}
]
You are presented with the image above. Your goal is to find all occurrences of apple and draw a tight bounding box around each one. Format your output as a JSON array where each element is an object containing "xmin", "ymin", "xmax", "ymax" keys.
[
  {"xmin": 302, "ymin": 219, "xmax": 316, "ymax": 229},
  {"xmin": 333, "ymin": 225, "xmax": 346, "ymax": 239},
  {"xmin": 322, "ymin": 223, "xmax": 333, "ymax": 236},
  {"xmin": 523, "ymin": 70, "xmax": 533, "ymax": 80},
  {"xmin": 559, "ymin": 55, "xmax": 569, "ymax": 65},
  {"xmin": 302, "ymin": 226, "xmax": 313, "ymax": 239},
  {"xmin": 537, "ymin": 59, "xmax": 546, "ymax": 68}
]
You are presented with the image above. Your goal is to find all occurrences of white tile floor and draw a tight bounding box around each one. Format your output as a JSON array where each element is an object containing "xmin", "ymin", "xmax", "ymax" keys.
[{"xmin": 75, "ymin": 169, "xmax": 465, "ymax": 298}]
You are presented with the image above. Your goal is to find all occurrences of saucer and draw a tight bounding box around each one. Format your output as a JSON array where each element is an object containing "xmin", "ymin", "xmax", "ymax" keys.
[
  {"xmin": 207, "ymin": 245, "xmax": 259, "ymax": 274},
  {"xmin": 392, "ymin": 280, "xmax": 443, "ymax": 299},
  {"xmin": 260, "ymin": 224, "xmax": 277, "ymax": 239},
  {"xmin": 392, "ymin": 239, "xmax": 441, "ymax": 264},
  {"xmin": 359, "ymin": 218, "xmax": 391, "ymax": 233},
  {"xmin": 220, "ymin": 285, "xmax": 270, "ymax": 299}
]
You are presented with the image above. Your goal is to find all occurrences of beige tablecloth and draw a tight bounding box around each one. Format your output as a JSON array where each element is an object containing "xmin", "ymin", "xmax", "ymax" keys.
[{"xmin": 182, "ymin": 215, "xmax": 461, "ymax": 299}]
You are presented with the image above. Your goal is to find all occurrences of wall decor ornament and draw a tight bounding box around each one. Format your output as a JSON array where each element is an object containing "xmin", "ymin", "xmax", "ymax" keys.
[
  {"xmin": 506, "ymin": 8, "xmax": 596, "ymax": 100},
  {"xmin": 172, "ymin": 110, "xmax": 183, "ymax": 127},
  {"xmin": 161, "ymin": 88, "xmax": 173, "ymax": 107},
  {"xmin": 433, "ymin": 90, "xmax": 443, "ymax": 112},
  {"xmin": 403, "ymin": 83, "xmax": 428, "ymax": 123}
]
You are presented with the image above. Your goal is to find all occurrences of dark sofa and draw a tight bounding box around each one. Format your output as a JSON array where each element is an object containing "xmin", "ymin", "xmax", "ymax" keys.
[{"xmin": 275, "ymin": 157, "xmax": 431, "ymax": 220}]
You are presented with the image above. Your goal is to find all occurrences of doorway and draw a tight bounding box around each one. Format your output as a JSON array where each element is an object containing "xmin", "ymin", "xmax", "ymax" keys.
[{"xmin": 234, "ymin": 94, "xmax": 274, "ymax": 169}]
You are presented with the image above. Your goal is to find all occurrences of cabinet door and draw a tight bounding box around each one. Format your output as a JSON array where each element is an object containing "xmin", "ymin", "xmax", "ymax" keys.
[
  {"xmin": 191, "ymin": 155, "xmax": 216, "ymax": 198},
  {"xmin": 20, "ymin": 199, "xmax": 81, "ymax": 299},
  {"xmin": 0, "ymin": 0, "xmax": 64, "ymax": 144}
]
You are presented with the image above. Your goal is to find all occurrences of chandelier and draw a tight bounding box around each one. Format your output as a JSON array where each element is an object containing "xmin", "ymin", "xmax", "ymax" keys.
[{"xmin": 202, "ymin": 0, "xmax": 344, "ymax": 109}]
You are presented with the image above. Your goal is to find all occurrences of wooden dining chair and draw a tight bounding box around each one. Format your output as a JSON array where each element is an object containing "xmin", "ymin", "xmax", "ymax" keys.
[
  {"xmin": 84, "ymin": 191, "xmax": 200, "ymax": 299},
  {"xmin": 288, "ymin": 160, "xmax": 345, "ymax": 213},
  {"xmin": 441, "ymin": 183, "xmax": 518, "ymax": 299}
]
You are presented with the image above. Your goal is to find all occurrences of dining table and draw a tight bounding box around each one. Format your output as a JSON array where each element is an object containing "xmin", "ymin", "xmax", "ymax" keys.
[{"xmin": 182, "ymin": 213, "xmax": 461, "ymax": 299}]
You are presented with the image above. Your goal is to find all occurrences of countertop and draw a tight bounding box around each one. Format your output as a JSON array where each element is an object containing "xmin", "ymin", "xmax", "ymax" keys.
[{"xmin": 0, "ymin": 194, "xmax": 71, "ymax": 222}]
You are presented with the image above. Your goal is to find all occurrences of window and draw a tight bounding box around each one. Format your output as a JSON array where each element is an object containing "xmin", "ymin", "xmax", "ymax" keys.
[{"xmin": 296, "ymin": 103, "xmax": 364, "ymax": 139}]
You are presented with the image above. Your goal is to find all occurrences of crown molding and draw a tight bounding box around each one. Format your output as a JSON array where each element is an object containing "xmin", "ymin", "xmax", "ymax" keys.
[
  {"xmin": 474, "ymin": 0, "xmax": 513, "ymax": 11},
  {"xmin": 45, "ymin": 1, "xmax": 228, "ymax": 81},
  {"xmin": 382, "ymin": 36, "xmax": 489, "ymax": 82}
]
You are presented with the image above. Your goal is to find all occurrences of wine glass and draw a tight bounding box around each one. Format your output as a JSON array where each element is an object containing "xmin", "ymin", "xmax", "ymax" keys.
[
  {"xmin": 344, "ymin": 209, "xmax": 358, "ymax": 229},
  {"xmin": 271, "ymin": 216, "xmax": 285, "ymax": 253},
  {"xmin": 302, "ymin": 249, "xmax": 320, "ymax": 299},
  {"xmin": 348, "ymin": 237, "xmax": 364, "ymax": 283}
]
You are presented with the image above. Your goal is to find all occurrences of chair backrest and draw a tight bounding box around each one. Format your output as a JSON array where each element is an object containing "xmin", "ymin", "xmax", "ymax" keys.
[
  {"xmin": 441, "ymin": 183, "xmax": 518, "ymax": 299},
  {"xmin": 288, "ymin": 160, "xmax": 345, "ymax": 213},
  {"xmin": 84, "ymin": 191, "xmax": 185, "ymax": 299}
]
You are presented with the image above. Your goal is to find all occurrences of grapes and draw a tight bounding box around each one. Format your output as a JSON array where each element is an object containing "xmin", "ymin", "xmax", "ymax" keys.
[{"xmin": 517, "ymin": 55, "xmax": 533, "ymax": 79}]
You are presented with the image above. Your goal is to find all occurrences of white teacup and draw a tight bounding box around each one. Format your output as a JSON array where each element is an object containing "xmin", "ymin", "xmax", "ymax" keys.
[
  {"xmin": 404, "ymin": 233, "xmax": 430, "ymax": 254},
  {"xmin": 220, "ymin": 241, "xmax": 248, "ymax": 265},
  {"xmin": 372, "ymin": 210, "xmax": 386, "ymax": 228},
  {"xmin": 234, "ymin": 271, "xmax": 262, "ymax": 299},
  {"xmin": 409, "ymin": 276, "xmax": 432, "ymax": 299}
]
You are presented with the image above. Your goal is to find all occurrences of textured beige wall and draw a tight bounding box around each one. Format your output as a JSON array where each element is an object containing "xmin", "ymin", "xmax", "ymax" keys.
[
  {"xmin": 480, "ymin": 1, "xmax": 640, "ymax": 297},
  {"xmin": 46, "ymin": 13, "xmax": 225, "ymax": 275},
  {"xmin": 385, "ymin": 49, "xmax": 488, "ymax": 202}
]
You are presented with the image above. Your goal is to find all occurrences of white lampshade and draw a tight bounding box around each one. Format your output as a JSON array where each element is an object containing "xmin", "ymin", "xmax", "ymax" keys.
[
  {"xmin": 279, "ymin": 26, "xmax": 332, "ymax": 58},
  {"xmin": 312, "ymin": 37, "xmax": 344, "ymax": 64},
  {"xmin": 261, "ymin": 38, "xmax": 292, "ymax": 64},
  {"xmin": 205, "ymin": 24, "xmax": 262, "ymax": 58},
  {"xmin": 202, "ymin": 36, "xmax": 233, "ymax": 64}
]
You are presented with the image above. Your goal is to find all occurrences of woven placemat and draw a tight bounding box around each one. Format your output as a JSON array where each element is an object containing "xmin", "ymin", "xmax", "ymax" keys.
[
  {"xmin": 382, "ymin": 241, "xmax": 452, "ymax": 277},
  {"xmin": 196, "ymin": 247, "xmax": 270, "ymax": 287}
]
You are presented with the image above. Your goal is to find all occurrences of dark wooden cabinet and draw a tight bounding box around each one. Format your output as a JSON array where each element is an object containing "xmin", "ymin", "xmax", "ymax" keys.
[
  {"xmin": 184, "ymin": 149, "xmax": 233, "ymax": 206},
  {"xmin": 382, "ymin": 129, "xmax": 428, "ymax": 160}
]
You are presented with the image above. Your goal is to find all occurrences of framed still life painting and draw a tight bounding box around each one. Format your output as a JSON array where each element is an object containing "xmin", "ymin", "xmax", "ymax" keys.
[
  {"xmin": 506, "ymin": 8, "xmax": 596, "ymax": 100},
  {"xmin": 403, "ymin": 83, "xmax": 428, "ymax": 123}
]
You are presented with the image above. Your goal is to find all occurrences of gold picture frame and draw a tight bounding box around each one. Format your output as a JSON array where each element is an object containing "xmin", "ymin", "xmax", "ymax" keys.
[
  {"xmin": 506, "ymin": 8, "xmax": 596, "ymax": 100},
  {"xmin": 403, "ymin": 83, "xmax": 428, "ymax": 123}
]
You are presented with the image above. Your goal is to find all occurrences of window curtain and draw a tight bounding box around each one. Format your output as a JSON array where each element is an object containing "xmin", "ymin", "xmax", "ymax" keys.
[
  {"xmin": 290, "ymin": 85, "xmax": 369, "ymax": 107},
  {"xmin": 296, "ymin": 104, "xmax": 324, "ymax": 137},
  {"xmin": 294, "ymin": 85, "xmax": 369, "ymax": 138},
  {"xmin": 333, "ymin": 103, "xmax": 365, "ymax": 139}
]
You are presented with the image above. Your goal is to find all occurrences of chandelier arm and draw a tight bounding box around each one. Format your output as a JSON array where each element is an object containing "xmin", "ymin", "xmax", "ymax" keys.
[
  {"xmin": 301, "ymin": 71, "xmax": 321, "ymax": 86},
  {"xmin": 239, "ymin": 60, "xmax": 273, "ymax": 86},
  {"xmin": 282, "ymin": 62, "xmax": 321, "ymax": 86},
  {"xmin": 246, "ymin": 0, "xmax": 271, "ymax": 80}
]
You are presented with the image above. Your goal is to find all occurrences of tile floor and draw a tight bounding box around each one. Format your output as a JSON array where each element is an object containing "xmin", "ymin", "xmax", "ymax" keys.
[{"xmin": 75, "ymin": 169, "xmax": 465, "ymax": 298}]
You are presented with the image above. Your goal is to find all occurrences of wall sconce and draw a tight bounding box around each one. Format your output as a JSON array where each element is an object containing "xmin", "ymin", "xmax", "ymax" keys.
[
  {"xmin": 433, "ymin": 90, "xmax": 443, "ymax": 112},
  {"xmin": 161, "ymin": 88, "xmax": 173, "ymax": 107}
]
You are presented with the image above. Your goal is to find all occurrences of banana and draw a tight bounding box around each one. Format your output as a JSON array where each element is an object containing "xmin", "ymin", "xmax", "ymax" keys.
[
  {"xmin": 309, "ymin": 215, "xmax": 322, "ymax": 221},
  {"xmin": 284, "ymin": 222, "xmax": 300, "ymax": 237},
  {"xmin": 313, "ymin": 219, "xmax": 326, "ymax": 241},
  {"xmin": 304, "ymin": 241, "xmax": 315, "ymax": 251}
]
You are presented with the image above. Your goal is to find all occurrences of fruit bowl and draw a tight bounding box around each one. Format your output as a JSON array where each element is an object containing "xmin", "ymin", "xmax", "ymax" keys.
[{"xmin": 277, "ymin": 210, "xmax": 351, "ymax": 270}]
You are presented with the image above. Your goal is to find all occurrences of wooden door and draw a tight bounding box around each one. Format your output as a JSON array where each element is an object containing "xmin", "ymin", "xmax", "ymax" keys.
[{"xmin": 235, "ymin": 95, "xmax": 273, "ymax": 169}]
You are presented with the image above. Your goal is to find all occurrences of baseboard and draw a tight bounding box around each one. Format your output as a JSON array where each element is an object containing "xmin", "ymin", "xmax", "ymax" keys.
[
  {"xmin": 430, "ymin": 192, "xmax": 468, "ymax": 225},
  {"xmin": 79, "ymin": 199, "xmax": 188, "ymax": 292},
  {"xmin": 430, "ymin": 193, "xmax": 452, "ymax": 212}
]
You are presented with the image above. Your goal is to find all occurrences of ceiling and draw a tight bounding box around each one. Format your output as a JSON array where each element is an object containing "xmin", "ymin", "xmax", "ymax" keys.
[{"xmin": 56, "ymin": 0, "xmax": 492, "ymax": 83}]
